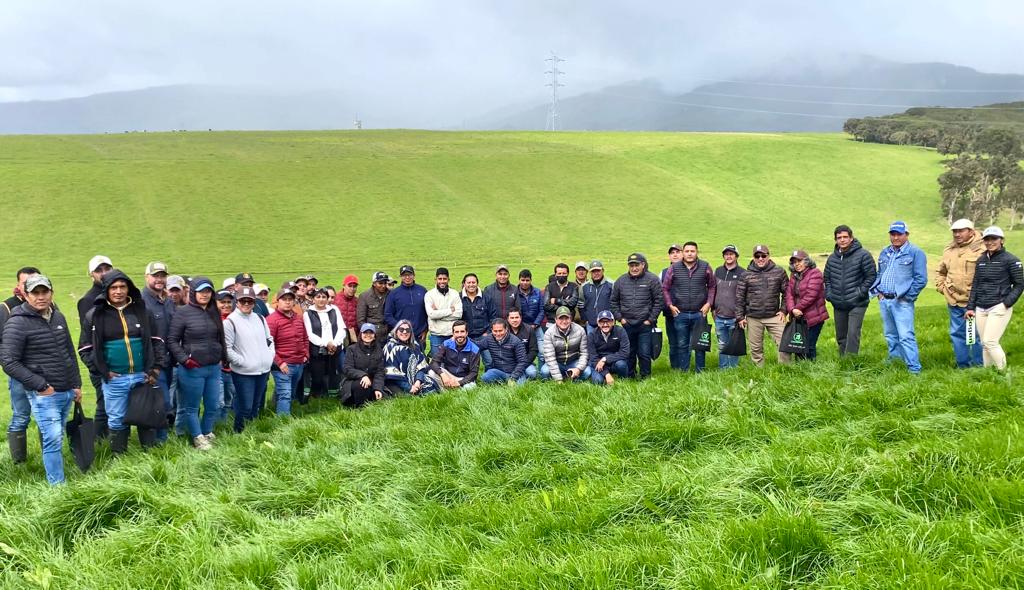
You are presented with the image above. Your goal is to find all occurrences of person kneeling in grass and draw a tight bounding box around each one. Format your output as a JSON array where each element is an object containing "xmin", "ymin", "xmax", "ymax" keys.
[
  {"xmin": 430, "ymin": 320, "xmax": 480, "ymax": 390},
  {"xmin": 341, "ymin": 324, "xmax": 386, "ymax": 407},
  {"xmin": 478, "ymin": 318, "xmax": 529, "ymax": 385},
  {"xmin": 507, "ymin": 310, "xmax": 539, "ymax": 380},
  {"xmin": 383, "ymin": 319, "xmax": 440, "ymax": 395},
  {"xmin": 587, "ymin": 310, "xmax": 630, "ymax": 385},
  {"xmin": 540, "ymin": 306, "xmax": 591, "ymax": 382}
]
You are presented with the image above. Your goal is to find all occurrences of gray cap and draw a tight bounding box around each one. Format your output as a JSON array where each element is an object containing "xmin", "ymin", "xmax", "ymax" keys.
[
  {"xmin": 982, "ymin": 225, "xmax": 1005, "ymax": 239},
  {"xmin": 597, "ymin": 310, "xmax": 615, "ymax": 321},
  {"xmin": 589, "ymin": 259, "xmax": 604, "ymax": 270},
  {"xmin": 25, "ymin": 275, "xmax": 52, "ymax": 292}
]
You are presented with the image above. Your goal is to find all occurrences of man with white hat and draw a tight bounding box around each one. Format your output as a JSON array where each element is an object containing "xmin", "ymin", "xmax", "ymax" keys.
[
  {"xmin": 935, "ymin": 218, "xmax": 984, "ymax": 368},
  {"xmin": 76, "ymin": 255, "xmax": 113, "ymax": 437}
]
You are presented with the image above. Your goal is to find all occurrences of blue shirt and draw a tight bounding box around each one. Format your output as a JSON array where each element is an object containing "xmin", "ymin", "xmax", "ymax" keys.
[{"xmin": 870, "ymin": 242, "xmax": 928, "ymax": 301}]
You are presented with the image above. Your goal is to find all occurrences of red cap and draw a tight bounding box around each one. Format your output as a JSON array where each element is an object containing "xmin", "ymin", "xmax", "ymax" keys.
[{"xmin": 343, "ymin": 274, "xmax": 359, "ymax": 286}]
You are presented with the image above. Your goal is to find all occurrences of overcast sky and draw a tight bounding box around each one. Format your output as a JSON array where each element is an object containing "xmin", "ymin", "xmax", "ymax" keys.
[{"xmin": 1, "ymin": 0, "xmax": 1021, "ymax": 124}]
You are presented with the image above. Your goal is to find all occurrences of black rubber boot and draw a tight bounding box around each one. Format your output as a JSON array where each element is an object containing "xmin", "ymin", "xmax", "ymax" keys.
[
  {"xmin": 7, "ymin": 431, "xmax": 27, "ymax": 464},
  {"xmin": 110, "ymin": 428, "xmax": 130, "ymax": 455},
  {"xmin": 137, "ymin": 428, "xmax": 157, "ymax": 450}
]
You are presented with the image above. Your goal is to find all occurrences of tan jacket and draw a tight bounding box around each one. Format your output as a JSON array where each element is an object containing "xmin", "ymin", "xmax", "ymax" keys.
[{"xmin": 935, "ymin": 232, "xmax": 985, "ymax": 306}]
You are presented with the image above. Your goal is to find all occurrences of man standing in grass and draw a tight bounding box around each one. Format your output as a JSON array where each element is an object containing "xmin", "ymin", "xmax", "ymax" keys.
[
  {"xmin": 425, "ymin": 267, "xmax": 462, "ymax": 354},
  {"xmin": 662, "ymin": 241, "xmax": 716, "ymax": 373},
  {"xmin": 737, "ymin": 245, "xmax": 790, "ymax": 367},
  {"xmin": 581, "ymin": 260, "xmax": 613, "ymax": 335},
  {"xmin": 357, "ymin": 272, "xmax": 389, "ymax": 337},
  {"xmin": 385, "ymin": 266, "xmax": 428, "ymax": 346},
  {"xmin": 935, "ymin": 219, "xmax": 984, "ymax": 368},
  {"xmin": 267, "ymin": 289, "xmax": 308, "ymax": 414},
  {"xmin": 333, "ymin": 274, "xmax": 360, "ymax": 344},
  {"xmin": 142, "ymin": 261, "xmax": 176, "ymax": 444},
  {"xmin": 870, "ymin": 221, "xmax": 928, "ymax": 375},
  {"xmin": 483, "ymin": 265, "xmax": 520, "ymax": 323},
  {"xmin": 824, "ymin": 225, "xmax": 877, "ymax": 356},
  {"xmin": 2, "ymin": 266, "xmax": 41, "ymax": 464},
  {"xmin": 516, "ymin": 269, "xmax": 545, "ymax": 357},
  {"xmin": 660, "ymin": 245, "xmax": 684, "ymax": 369},
  {"xmin": 573, "ymin": 261, "xmax": 589, "ymax": 327},
  {"xmin": 713, "ymin": 245, "xmax": 745, "ymax": 369},
  {"xmin": 544, "ymin": 263, "xmax": 579, "ymax": 326},
  {"xmin": 77, "ymin": 255, "xmax": 114, "ymax": 438},
  {"xmin": 611, "ymin": 253, "xmax": 663, "ymax": 379}
]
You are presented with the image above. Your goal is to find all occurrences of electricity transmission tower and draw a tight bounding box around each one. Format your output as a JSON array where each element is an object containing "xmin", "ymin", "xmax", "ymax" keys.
[{"xmin": 545, "ymin": 52, "xmax": 565, "ymax": 131}]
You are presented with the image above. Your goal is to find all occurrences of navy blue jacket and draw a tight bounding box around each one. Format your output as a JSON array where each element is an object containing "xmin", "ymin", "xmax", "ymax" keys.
[
  {"xmin": 429, "ymin": 338, "xmax": 480, "ymax": 385},
  {"xmin": 384, "ymin": 283, "xmax": 428, "ymax": 336},
  {"xmin": 478, "ymin": 332, "xmax": 528, "ymax": 379},
  {"xmin": 517, "ymin": 286, "xmax": 545, "ymax": 326},
  {"xmin": 461, "ymin": 292, "xmax": 490, "ymax": 338},
  {"xmin": 586, "ymin": 325, "xmax": 631, "ymax": 367},
  {"xmin": 581, "ymin": 279, "xmax": 614, "ymax": 326}
]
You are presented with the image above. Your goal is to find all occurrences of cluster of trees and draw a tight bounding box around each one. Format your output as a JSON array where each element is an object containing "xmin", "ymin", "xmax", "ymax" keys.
[{"xmin": 844, "ymin": 117, "xmax": 1024, "ymax": 229}]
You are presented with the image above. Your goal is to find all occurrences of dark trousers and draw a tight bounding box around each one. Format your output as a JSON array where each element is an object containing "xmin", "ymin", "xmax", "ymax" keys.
[
  {"xmin": 232, "ymin": 372, "xmax": 269, "ymax": 433},
  {"xmin": 307, "ymin": 352, "xmax": 338, "ymax": 397},
  {"xmin": 89, "ymin": 371, "xmax": 108, "ymax": 438},
  {"xmin": 343, "ymin": 382, "xmax": 377, "ymax": 408},
  {"xmin": 623, "ymin": 322, "xmax": 654, "ymax": 377},
  {"xmin": 796, "ymin": 322, "xmax": 825, "ymax": 361},
  {"xmin": 833, "ymin": 306, "xmax": 867, "ymax": 356}
]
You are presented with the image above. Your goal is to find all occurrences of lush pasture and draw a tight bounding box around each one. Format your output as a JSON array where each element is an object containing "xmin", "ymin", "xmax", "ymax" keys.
[{"xmin": 0, "ymin": 131, "xmax": 1022, "ymax": 588}]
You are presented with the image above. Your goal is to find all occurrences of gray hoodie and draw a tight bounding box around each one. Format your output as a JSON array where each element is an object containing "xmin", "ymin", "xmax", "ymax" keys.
[{"xmin": 224, "ymin": 308, "xmax": 276, "ymax": 375}]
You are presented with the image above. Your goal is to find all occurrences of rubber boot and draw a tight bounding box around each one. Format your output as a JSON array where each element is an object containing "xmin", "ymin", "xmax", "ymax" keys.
[
  {"xmin": 137, "ymin": 428, "xmax": 158, "ymax": 450},
  {"xmin": 7, "ymin": 431, "xmax": 27, "ymax": 464},
  {"xmin": 110, "ymin": 428, "xmax": 130, "ymax": 455}
]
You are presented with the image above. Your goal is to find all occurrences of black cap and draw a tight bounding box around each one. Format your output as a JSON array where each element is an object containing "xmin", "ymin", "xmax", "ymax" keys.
[
  {"xmin": 400, "ymin": 265, "xmax": 415, "ymax": 275},
  {"xmin": 722, "ymin": 244, "xmax": 738, "ymax": 255},
  {"xmin": 235, "ymin": 272, "xmax": 255, "ymax": 284},
  {"xmin": 436, "ymin": 267, "xmax": 450, "ymax": 277},
  {"xmin": 216, "ymin": 289, "xmax": 235, "ymax": 301}
]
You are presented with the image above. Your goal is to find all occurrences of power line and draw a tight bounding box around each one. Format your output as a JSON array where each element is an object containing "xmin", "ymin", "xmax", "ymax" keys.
[
  {"xmin": 685, "ymin": 90, "xmax": 1024, "ymax": 110},
  {"xmin": 686, "ymin": 76, "xmax": 1024, "ymax": 93},
  {"xmin": 545, "ymin": 52, "xmax": 565, "ymax": 131}
]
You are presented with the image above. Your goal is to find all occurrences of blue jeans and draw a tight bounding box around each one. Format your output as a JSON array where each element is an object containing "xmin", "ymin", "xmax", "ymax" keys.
[
  {"xmin": 155, "ymin": 368, "xmax": 172, "ymax": 442},
  {"xmin": 590, "ymin": 359, "xmax": 629, "ymax": 384},
  {"xmin": 8, "ymin": 379, "xmax": 31, "ymax": 432},
  {"xmin": 386, "ymin": 374, "xmax": 440, "ymax": 395},
  {"xmin": 481, "ymin": 368, "xmax": 528, "ymax": 385},
  {"xmin": 664, "ymin": 313, "xmax": 678, "ymax": 369},
  {"xmin": 232, "ymin": 372, "xmax": 269, "ymax": 433},
  {"xmin": 672, "ymin": 311, "xmax": 706, "ymax": 372},
  {"xmin": 471, "ymin": 337, "xmax": 492, "ymax": 367},
  {"xmin": 948, "ymin": 305, "xmax": 982, "ymax": 368},
  {"xmin": 428, "ymin": 334, "xmax": 449, "ymax": 357},
  {"xmin": 523, "ymin": 364, "xmax": 538, "ymax": 380},
  {"xmin": 26, "ymin": 389, "xmax": 73, "ymax": 485},
  {"xmin": 534, "ymin": 326, "xmax": 545, "ymax": 368},
  {"xmin": 879, "ymin": 298, "xmax": 922, "ymax": 373},
  {"xmin": 271, "ymin": 363, "xmax": 305, "ymax": 415},
  {"xmin": 623, "ymin": 322, "xmax": 653, "ymax": 377},
  {"xmin": 219, "ymin": 371, "xmax": 235, "ymax": 422},
  {"xmin": 714, "ymin": 317, "xmax": 740, "ymax": 369},
  {"xmin": 102, "ymin": 372, "xmax": 147, "ymax": 432},
  {"xmin": 540, "ymin": 362, "xmax": 592, "ymax": 382},
  {"xmin": 178, "ymin": 364, "xmax": 222, "ymax": 436}
]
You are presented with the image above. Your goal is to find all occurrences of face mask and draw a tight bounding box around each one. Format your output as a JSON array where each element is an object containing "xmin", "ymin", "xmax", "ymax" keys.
[{"xmin": 556, "ymin": 276, "xmax": 567, "ymax": 285}]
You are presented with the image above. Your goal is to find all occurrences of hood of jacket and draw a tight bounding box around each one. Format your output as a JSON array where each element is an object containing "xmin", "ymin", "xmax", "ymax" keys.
[{"xmin": 93, "ymin": 269, "xmax": 144, "ymax": 308}]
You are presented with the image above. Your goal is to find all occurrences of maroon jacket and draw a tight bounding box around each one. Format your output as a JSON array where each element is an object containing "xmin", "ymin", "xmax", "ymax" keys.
[
  {"xmin": 267, "ymin": 309, "xmax": 308, "ymax": 365},
  {"xmin": 785, "ymin": 267, "xmax": 829, "ymax": 327},
  {"xmin": 333, "ymin": 292, "xmax": 358, "ymax": 331}
]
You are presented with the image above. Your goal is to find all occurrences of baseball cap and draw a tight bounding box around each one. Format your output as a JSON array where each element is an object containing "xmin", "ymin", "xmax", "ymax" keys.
[
  {"xmin": 626, "ymin": 253, "xmax": 645, "ymax": 265},
  {"xmin": 575, "ymin": 261, "xmax": 589, "ymax": 271},
  {"xmin": 982, "ymin": 225, "xmax": 1005, "ymax": 239},
  {"xmin": 276, "ymin": 289, "xmax": 296, "ymax": 300},
  {"xmin": 789, "ymin": 249, "xmax": 810, "ymax": 262},
  {"xmin": 888, "ymin": 220, "xmax": 908, "ymax": 234},
  {"xmin": 294, "ymin": 276, "xmax": 308, "ymax": 284},
  {"xmin": 167, "ymin": 275, "xmax": 185, "ymax": 290},
  {"xmin": 281, "ymin": 280, "xmax": 298, "ymax": 291},
  {"xmin": 343, "ymin": 274, "xmax": 359, "ymax": 286},
  {"xmin": 360, "ymin": 323, "xmax": 376, "ymax": 333},
  {"xmin": 753, "ymin": 245, "xmax": 770, "ymax": 256},
  {"xmin": 387, "ymin": 276, "xmax": 397, "ymax": 285},
  {"xmin": 216, "ymin": 289, "xmax": 235, "ymax": 301},
  {"xmin": 496, "ymin": 264, "xmax": 509, "ymax": 273},
  {"xmin": 25, "ymin": 275, "xmax": 52, "ymax": 292},
  {"xmin": 237, "ymin": 287, "xmax": 257, "ymax": 301},
  {"xmin": 193, "ymin": 281, "xmax": 214, "ymax": 292},
  {"xmin": 372, "ymin": 271, "xmax": 388, "ymax": 283},
  {"xmin": 589, "ymin": 260, "xmax": 604, "ymax": 271},
  {"xmin": 88, "ymin": 255, "xmax": 113, "ymax": 274},
  {"xmin": 555, "ymin": 306, "xmax": 573, "ymax": 318},
  {"xmin": 597, "ymin": 310, "xmax": 615, "ymax": 322},
  {"xmin": 222, "ymin": 278, "xmax": 236, "ymax": 289},
  {"xmin": 254, "ymin": 283, "xmax": 270, "ymax": 295},
  {"xmin": 305, "ymin": 274, "xmax": 318, "ymax": 284},
  {"xmin": 950, "ymin": 219, "xmax": 974, "ymax": 231},
  {"xmin": 722, "ymin": 244, "xmax": 739, "ymax": 255},
  {"xmin": 145, "ymin": 261, "xmax": 168, "ymax": 276},
  {"xmin": 667, "ymin": 244, "xmax": 683, "ymax": 253},
  {"xmin": 400, "ymin": 265, "xmax": 415, "ymax": 275},
  {"xmin": 235, "ymin": 272, "xmax": 255, "ymax": 284}
]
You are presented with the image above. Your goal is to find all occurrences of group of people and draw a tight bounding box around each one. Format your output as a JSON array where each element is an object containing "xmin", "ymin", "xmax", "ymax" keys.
[{"xmin": 1, "ymin": 219, "xmax": 1021, "ymax": 485}]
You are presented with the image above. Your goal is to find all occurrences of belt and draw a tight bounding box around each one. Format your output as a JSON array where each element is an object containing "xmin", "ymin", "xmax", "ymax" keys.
[{"xmin": 882, "ymin": 293, "xmax": 897, "ymax": 299}]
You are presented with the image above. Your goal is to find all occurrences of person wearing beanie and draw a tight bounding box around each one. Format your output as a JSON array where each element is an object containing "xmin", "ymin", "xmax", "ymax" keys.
[{"xmin": 425, "ymin": 267, "xmax": 462, "ymax": 355}]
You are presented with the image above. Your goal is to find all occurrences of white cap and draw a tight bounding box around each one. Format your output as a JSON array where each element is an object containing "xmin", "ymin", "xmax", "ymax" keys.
[
  {"xmin": 88, "ymin": 255, "xmax": 112, "ymax": 274},
  {"xmin": 222, "ymin": 278, "xmax": 236, "ymax": 289},
  {"xmin": 982, "ymin": 226, "xmax": 1005, "ymax": 239},
  {"xmin": 949, "ymin": 218, "xmax": 974, "ymax": 231},
  {"xmin": 254, "ymin": 283, "xmax": 270, "ymax": 295}
]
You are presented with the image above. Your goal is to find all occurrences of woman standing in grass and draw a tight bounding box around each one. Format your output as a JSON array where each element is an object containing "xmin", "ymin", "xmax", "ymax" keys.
[
  {"xmin": 167, "ymin": 277, "xmax": 226, "ymax": 451},
  {"xmin": 966, "ymin": 226, "xmax": 1024, "ymax": 370},
  {"xmin": 784, "ymin": 250, "xmax": 829, "ymax": 361},
  {"xmin": 383, "ymin": 319, "xmax": 440, "ymax": 395},
  {"xmin": 341, "ymin": 324, "xmax": 386, "ymax": 407},
  {"xmin": 304, "ymin": 288, "xmax": 345, "ymax": 398}
]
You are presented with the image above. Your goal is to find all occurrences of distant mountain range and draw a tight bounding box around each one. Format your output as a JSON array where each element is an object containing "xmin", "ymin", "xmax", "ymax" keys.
[{"xmin": 1, "ymin": 56, "xmax": 1023, "ymax": 134}]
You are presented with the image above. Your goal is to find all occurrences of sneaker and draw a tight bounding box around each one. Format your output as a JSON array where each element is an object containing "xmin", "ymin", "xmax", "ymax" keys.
[
  {"xmin": 192, "ymin": 435, "xmax": 212, "ymax": 451},
  {"xmin": 205, "ymin": 432, "xmax": 217, "ymax": 442}
]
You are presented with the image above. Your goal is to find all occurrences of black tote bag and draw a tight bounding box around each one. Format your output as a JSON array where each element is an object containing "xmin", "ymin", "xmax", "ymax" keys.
[
  {"xmin": 650, "ymin": 327, "xmax": 664, "ymax": 360},
  {"xmin": 689, "ymin": 315, "xmax": 713, "ymax": 352},
  {"xmin": 124, "ymin": 381, "xmax": 169, "ymax": 430},
  {"xmin": 721, "ymin": 326, "xmax": 747, "ymax": 356},
  {"xmin": 65, "ymin": 401, "xmax": 96, "ymax": 473},
  {"xmin": 779, "ymin": 319, "xmax": 809, "ymax": 355}
]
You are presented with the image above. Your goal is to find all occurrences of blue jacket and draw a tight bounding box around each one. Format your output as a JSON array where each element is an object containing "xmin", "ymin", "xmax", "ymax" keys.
[
  {"xmin": 581, "ymin": 279, "xmax": 614, "ymax": 326},
  {"xmin": 478, "ymin": 332, "xmax": 528, "ymax": 379},
  {"xmin": 870, "ymin": 242, "xmax": 928, "ymax": 302},
  {"xmin": 384, "ymin": 283, "xmax": 428, "ymax": 336},
  {"xmin": 517, "ymin": 286, "xmax": 545, "ymax": 326}
]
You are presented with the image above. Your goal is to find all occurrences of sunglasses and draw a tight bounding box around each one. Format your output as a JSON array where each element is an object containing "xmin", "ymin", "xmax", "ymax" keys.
[
  {"xmin": 397, "ymin": 327, "xmax": 411, "ymax": 333},
  {"xmin": 238, "ymin": 299, "xmax": 255, "ymax": 305},
  {"xmin": 754, "ymin": 254, "xmax": 768, "ymax": 259}
]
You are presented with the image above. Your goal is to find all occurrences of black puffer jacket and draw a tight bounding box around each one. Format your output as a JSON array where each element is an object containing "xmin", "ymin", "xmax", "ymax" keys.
[
  {"xmin": 477, "ymin": 332, "xmax": 527, "ymax": 379},
  {"xmin": 78, "ymin": 270, "xmax": 166, "ymax": 377},
  {"xmin": 611, "ymin": 269, "xmax": 664, "ymax": 323},
  {"xmin": 167, "ymin": 276, "xmax": 226, "ymax": 366},
  {"xmin": 736, "ymin": 260, "xmax": 788, "ymax": 320},
  {"xmin": 823, "ymin": 239, "xmax": 877, "ymax": 310},
  {"xmin": 0, "ymin": 303, "xmax": 81, "ymax": 392},
  {"xmin": 968, "ymin": 248, "xmax": 1024, "ymax": 309},
  {"xmin": 342, "ymin": 340, "xmax": 386, "ymax": 400}
]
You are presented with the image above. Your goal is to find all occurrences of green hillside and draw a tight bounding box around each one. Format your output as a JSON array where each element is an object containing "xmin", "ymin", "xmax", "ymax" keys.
[{"xmin": 894, "ymin": 101, "xmax": 1024, "ymax": 127}]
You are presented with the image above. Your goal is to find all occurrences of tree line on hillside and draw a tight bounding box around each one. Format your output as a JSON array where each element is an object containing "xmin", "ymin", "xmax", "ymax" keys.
[{"xmin": 844, "ymin": 117, "xmax": 1024, "ymax": 229}]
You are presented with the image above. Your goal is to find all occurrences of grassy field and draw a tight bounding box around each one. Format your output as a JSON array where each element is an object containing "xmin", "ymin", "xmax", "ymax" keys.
[{"xmin": 1, "ymin": 130, "xmax": 1022, "ymax": 588}]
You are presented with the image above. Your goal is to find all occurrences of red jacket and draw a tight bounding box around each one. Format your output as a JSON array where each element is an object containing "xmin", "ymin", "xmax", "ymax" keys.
[
  {"xmin": 267, "ymin": 309, "xmax": 308, "ymax": 365},
  {"xmin": 785, "ymin": 267, "xmax": 829, "ymax": 327},
  {"xmin": 333, "ymin": 292, "xmax": 358, "ymax": 331}
]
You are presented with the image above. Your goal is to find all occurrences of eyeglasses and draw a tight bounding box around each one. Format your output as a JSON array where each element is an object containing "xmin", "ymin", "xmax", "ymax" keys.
[{"xmin": 754, "ymin": 254, "xmax": 768, "ymax": 259}]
